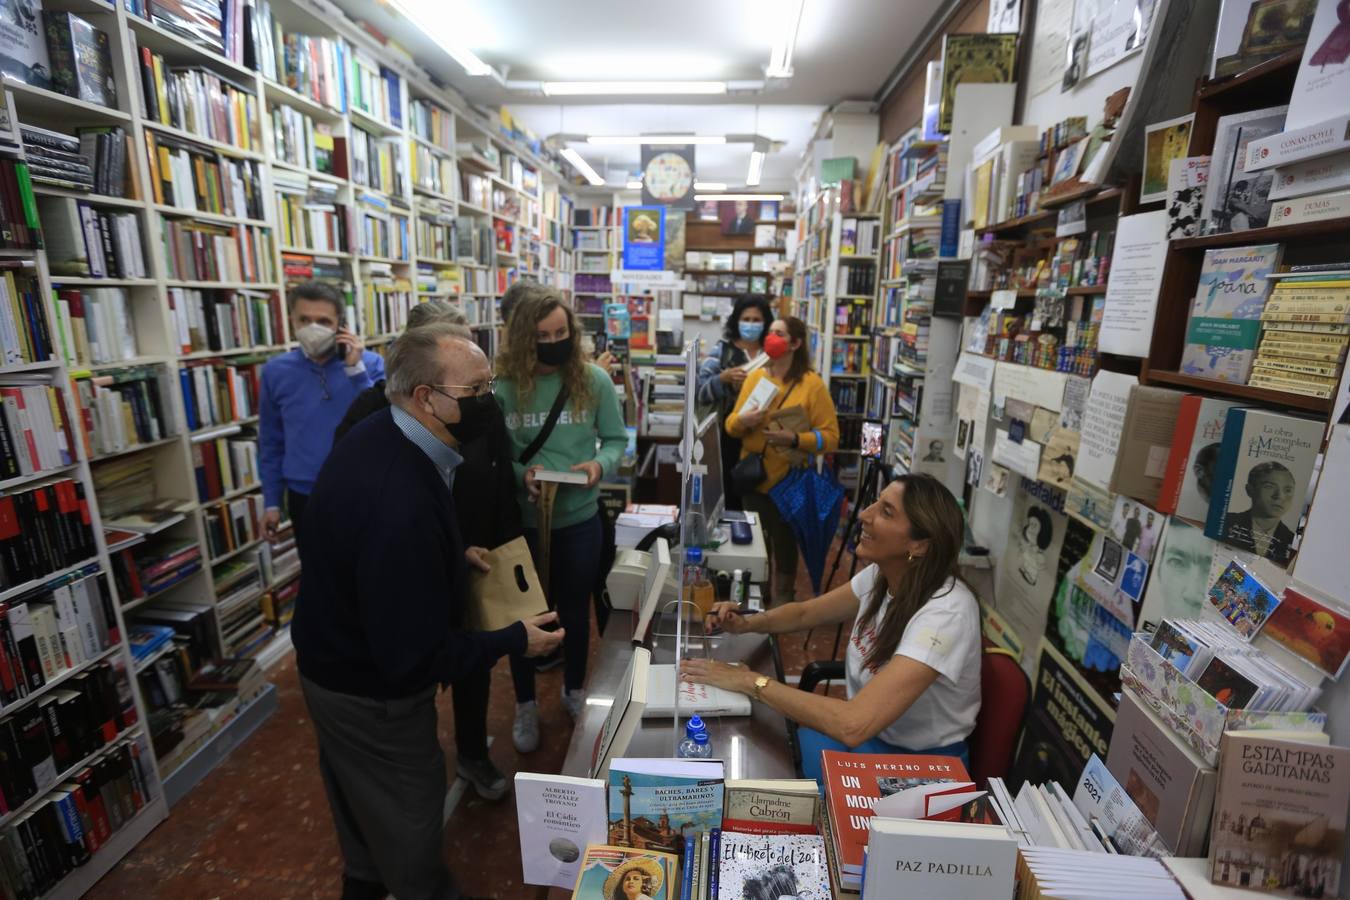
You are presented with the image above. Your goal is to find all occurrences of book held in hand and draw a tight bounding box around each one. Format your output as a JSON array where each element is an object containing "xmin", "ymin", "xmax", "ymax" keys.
[{"xmin": 533, "ymin": 469, "xmax": 590, "ymax": 486}]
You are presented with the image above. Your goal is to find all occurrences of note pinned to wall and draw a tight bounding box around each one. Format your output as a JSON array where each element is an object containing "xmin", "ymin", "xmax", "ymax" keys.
[
  {"xmin": 1099, "ymin": 210, "xmax": 1169, "ymax": 357},
  {"xmin": 1076, "ymin": 369, "xmax": 1138, "ymax": 492}
]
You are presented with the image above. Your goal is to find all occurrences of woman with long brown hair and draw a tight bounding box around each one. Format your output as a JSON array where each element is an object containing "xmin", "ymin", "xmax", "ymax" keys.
[
  {"xmin": 681, "ymin": 474, "xmax": 981, "ymax": 782},
  {"xmin": 724, "ymin": 315, "xmax": 839, "ymax": 603},
  {"xmin": 496, "ymin": 286, "xmax": 627, "ymax": 753}
]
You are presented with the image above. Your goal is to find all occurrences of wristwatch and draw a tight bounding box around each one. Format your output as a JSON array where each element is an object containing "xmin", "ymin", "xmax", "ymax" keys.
[{"xmin": 752, "ymin": 675, "xmax": 771, "ymax": 701}]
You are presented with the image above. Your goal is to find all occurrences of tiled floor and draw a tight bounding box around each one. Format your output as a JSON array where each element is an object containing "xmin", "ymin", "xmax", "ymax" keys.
[{"xmin": 86, "ymin": 549, "xmax": 856, "ymax": 899}]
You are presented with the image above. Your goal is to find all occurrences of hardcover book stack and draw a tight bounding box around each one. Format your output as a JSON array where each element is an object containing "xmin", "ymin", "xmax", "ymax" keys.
[
  {"xmin": 1251, "ymin": 266, "xmax": 1350, "ymax": 399},
  {"xmin": 19, "ymin": 125, "xmax": 100, "ymax": 195}
]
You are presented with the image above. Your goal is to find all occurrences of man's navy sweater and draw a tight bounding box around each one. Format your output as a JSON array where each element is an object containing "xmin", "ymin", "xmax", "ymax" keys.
[{"xmin": 292, "ymin": 407, "xmax": 527, "ymax": 698}]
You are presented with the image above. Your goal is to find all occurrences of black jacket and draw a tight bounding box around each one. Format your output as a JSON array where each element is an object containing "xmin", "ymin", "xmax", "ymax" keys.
[
  {"xmin": 335, "ymin": 381, "xmax": 522, "ymax": 548},
  {"xmin": 292, "ymin": 408, "xmax": 526, "ymax": 698}
]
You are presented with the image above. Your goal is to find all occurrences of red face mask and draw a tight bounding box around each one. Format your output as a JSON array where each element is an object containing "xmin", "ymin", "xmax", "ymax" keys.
[{"xmin": 764, "ymin": 332, "xmax": 790, "ymax": 359}]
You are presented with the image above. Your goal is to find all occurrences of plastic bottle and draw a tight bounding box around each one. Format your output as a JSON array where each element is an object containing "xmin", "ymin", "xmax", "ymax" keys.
[
  {"xmin": 729, "ymin": 568, "xmax": 745, "ymax": 607},
  {"xmin": 677, "ymin": 717, "xmax": 713, "ymax": 759}
]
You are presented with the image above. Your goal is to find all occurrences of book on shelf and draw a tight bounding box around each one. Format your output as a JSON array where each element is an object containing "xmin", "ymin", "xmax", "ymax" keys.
[
  {"xmin": 191, "ymin": 433, "xmax": 259, "ymax": 502},
  {"xmin": 168, "ymin": 288, "xmax": 281, "ymax": 355},
  {"xmin": 0, "ymin": 0, "xmax": 53, "ymax": 89},
  {"xmin": 160, "ymin": 220, "xmax": 274, "ymax": 284},
  {"xmin": 1208, "ymin": 729, "xmax": 1345, "ymax": 896},
  {"xmin": 570, "ymin": 844, "xmax": 679, "ymax": 900},
  {"xmin": 1270, "ymin": 149, "xmax": 1350, "ymax": 201},
  {"xmin": 72, "ymin": 367, "xmax": 176, "ymax": 458},
  {"xmin": 1157, "ymin": 395, "xmax": 1241, "ymax": 521},
  {"xmin": 133, "ymin": 48, "xmax": 258, "ymax": 153},
  {"xmin": 37, "ymin": 196, "xmax": 147, "ymax": 279},
  {"xmin": 1201, "ymin": 106, "xmax": 1288, "ymax": 234},
  {"xmin": 144, "ymin": 131, "xmax": 265, "ymax": 220},
  {"xmin": 1108, "ymin": 385, "xmax": 1184, "ymax": 509},
  {"xmin": 1105, "ymin": 688, "xmax": 1217, "ymax": 856},
  {"xmin": 0, "ymin": 264, "xmax": 52, "ymax": 367},
  {"xmin": 1204, "ymin": 407, "xmax": 1321, "ymax": 567},
  {"xmin": 514, "ymin": 772, "xmax": 606, "ymax": 889},
  {"xmin": 0, "ymin": 374, "xmax": 74, "ymax": 476},
  {"xmin": 1268, "ymin": 188, "xmax": 1350, "ymax": 227},
  {"xmin": 0, "ymin": 478, "xmax": 95, "ymax": 589},
  {"xmin": 42, "ymin": 11, "xmax": 115, "ymax": 107},
  {"xmin": 51, "ymin": 287, "xmax": 138, "ymax": 366},
  {"xmin": 0, "ymin": 157, "xmax": 41, "ymax": 249},
  {"xmin": 1178, "ymin": 244, "xmax": 1283, "ymax": 383}
]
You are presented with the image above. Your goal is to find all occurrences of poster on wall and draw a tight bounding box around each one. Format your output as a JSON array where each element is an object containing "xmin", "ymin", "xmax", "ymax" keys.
[
  {"xmin": 1031, "ymin": 0, "xmax": 1073, "ymax": 95},
  {"xmin": 987, "ymin": 0, "xmax": 1023, "ymax": 33},
  {"xmin": 719, "ymin": 200, "xmax": 759, "ymax": 235},
  {"xmin": 994, "ymin": 478, "xmax": 1070, "ymax": 670},
  {"xmin": 622, "ymin": 206, "xmax": 666, "ymax": 271},
  {"xmin": 640, "ymin": 144, "xmax": 696, "ymax": 210},
  {"xmin": 1085, "ymin": 0, "xmax": 1157, "ymax": 78},
  {"xmin": 1008, "ymin": 638, "xmax": 1115, "ymax": 792},
  {"xmin": 938, "ymin": 33, "xmax": 1019, "ymax": 133}
]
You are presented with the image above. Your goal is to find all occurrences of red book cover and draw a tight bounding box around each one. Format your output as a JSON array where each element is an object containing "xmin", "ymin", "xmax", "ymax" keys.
[
  {"xmin": 1156, "ymin": 394, "xmax": 1200, "ymax": 515},
  {"xmin": 0, "ymin": 605, "xmax": 18, "ymax": 703},
  {"xmin": 118, "ymin": 548, "xmax": 143, "ymax": 599},
  {"xmin": 74, "ymin": 767, "xmax": 112, "ymax": 847},
  {"xmin": 820, "ymin": 751, "xmax": 970, "ymax": 876},
  {"xmin": 201, "ymin": 439, "xmax": 222, "ymax": 499}
]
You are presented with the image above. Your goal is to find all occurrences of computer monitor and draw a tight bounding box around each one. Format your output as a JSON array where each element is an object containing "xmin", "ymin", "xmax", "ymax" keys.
[{"xmin": 694, "ymin": 411, "xmax": 725, "ymax": 525}]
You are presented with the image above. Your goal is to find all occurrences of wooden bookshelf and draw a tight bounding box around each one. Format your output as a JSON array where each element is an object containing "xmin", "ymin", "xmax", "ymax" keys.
[{"xmin": 1141, "ymin": 369, "xmax": 1332, "ymax": 414}]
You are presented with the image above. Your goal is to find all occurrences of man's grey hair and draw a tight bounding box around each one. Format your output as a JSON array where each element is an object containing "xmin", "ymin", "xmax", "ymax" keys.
[
  {"xmin": 385, "ymin": 323, "xmax": 477, "ymax": 401},
  {"xmin": 407, "ymin": 298, "xmax": 470, "ymax": 334}
]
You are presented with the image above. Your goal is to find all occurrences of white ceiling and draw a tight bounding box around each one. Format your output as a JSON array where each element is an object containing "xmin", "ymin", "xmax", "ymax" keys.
[{"xmin": 340, "ymin": 0, "xmax": 950, "ymax": 188}]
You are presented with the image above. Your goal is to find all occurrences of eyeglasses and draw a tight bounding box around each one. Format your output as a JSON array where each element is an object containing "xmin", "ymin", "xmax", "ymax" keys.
[{"xmin": 428, "ymin": 378, "xmax": 496, "ymax": 398}]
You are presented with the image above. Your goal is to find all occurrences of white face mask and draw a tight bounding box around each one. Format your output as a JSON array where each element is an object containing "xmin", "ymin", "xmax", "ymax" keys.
[{"xmin": 296, "ymin": 323, "xmax": 336, "ymax": 360}]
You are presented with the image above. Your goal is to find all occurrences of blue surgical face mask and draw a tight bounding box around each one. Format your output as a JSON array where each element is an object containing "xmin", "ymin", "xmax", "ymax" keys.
[{"xmin": 738, "ymin": 321, "xmax": 764, "ymax": 341}]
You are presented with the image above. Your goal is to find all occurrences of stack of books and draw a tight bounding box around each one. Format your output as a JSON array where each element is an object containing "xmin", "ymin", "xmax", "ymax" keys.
[{"xmin": 1251, "ymin": 266, "xmax": 1350, "ymax": 399}]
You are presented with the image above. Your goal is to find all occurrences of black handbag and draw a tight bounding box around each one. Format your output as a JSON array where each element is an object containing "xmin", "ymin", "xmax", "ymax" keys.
[{"xmin": 729, "ymin": 379, "xmax": 795, "ymax": 494}]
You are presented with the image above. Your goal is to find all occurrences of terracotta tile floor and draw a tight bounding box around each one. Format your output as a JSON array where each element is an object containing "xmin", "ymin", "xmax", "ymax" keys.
[{"xmin": 86, "ymin": 547, "xmax": 856, "ymax": 899}]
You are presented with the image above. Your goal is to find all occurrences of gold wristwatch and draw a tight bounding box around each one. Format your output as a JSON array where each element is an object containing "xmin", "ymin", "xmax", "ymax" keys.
[{"xmin": 752, "ymin": 675, "xmax": 771, "ymax": 701}]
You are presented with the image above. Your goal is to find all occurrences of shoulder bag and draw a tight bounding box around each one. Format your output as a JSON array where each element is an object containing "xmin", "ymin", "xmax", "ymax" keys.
[{"xmin": 729, "ymin": 378, "xmax": 796, "ymax": 495}]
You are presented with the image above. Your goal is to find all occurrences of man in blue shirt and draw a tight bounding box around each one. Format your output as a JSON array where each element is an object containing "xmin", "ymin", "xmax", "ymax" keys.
[{"xmin": 259, "ymin": 282, "xmax": 384, "ymax": 539}]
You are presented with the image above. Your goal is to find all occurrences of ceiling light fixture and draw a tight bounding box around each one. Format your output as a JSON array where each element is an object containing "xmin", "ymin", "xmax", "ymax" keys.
[
  {"xmin": 542, "ymin": 80, "xmax": 727, "ymax": 96},
  {"xmin": 626, "ymin": 180, "xmax": 643, "ymax": 190},
  {"xmin": 560, "ymin": 148, "xmax": 605, "ymax": 186},
  {"xmin": 383, "ymin": 0, "xmax": 494, "ymax": 76},
  {"xmin": 766, "ymin": 0, "xmax": 806, "ymax": 78},
  {"xmin": 746, "ymin": 150, "xmax": 766, "ymax": 187},
  {"xmin": 695, "ymin": 193, "xmax": 784, "ymax": 202},
  {"xmin": 693, "ymin": 182, "xmax": 727, "ymax": 191},
  {"xmin": 586, "ymin": 135, "xmax": 727, "ymax": 146}
]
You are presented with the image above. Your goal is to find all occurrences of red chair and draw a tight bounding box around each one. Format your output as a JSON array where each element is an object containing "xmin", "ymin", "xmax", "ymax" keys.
[{"xmin": 969, "ymin": 642, "xmax": 1031, "ymax": 789}]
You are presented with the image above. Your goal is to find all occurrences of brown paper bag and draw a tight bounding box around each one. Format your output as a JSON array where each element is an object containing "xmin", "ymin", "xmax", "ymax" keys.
[{"xmin": 467, "ymin": 536, "xmax": 549, "ymax": 632}]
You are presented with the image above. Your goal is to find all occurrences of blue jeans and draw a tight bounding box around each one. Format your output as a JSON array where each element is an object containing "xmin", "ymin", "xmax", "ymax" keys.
[
  {"xmin": 510, "ymin": 513, "xmax": 603, "ymax": 701},
  {"xmin": 798, "ymin": 726, "xmax": 970, "ymax": 785}
]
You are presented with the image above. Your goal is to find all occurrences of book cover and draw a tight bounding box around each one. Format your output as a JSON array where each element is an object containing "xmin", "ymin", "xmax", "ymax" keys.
[
  {"xmin": 515, "ymin": 773, "xmax": 607, "ymax": 889},
  {"xmin": 1160, "ymin": 395, "xmax": 1241, "ymax": 521},
  {"xmin": 1208, "ymin": 730, "xmax": 1345, "ymax": 897},
  {"xmin": 642, "ymin": 665, "xmax": 751, "ymax": 719},
  {"xmin": 937, "ymin": 34, "xmax": 1018, "ymax": 134},
  {"xmin": 714, "ymin": 832, "xmax": 830, "ymax": 900},
  {"xmin": 1204, "ymin": 408, "xmax": 1322, "ymax": 567},
  {"xmin": 1269, "ymin": 149, "xmax": 1350, "ymax": 200},
  {"xmin": 1268, "ymin": 188, "xmax": 1350, "ymax": 226},
  {"xmin": 722, "ymin": 780, "xmax": 819, "ymax": 836},
  {"xmin": 0, "ymin": 0, "xmax": 52, "ymax": 88},
  {"xmin": 1263, "ymin": 583, "xmax": 1350, "ymax": 678},
  {"xmin": 571, "ymin": 845, "xmax": 679, "ymax": 900},
  {"xmin": 1105, "ymin": 688, "xmax": 1218, "ymax": 857},
  {"xmin": 1109, "ymin": 385, "xmax": 1185, "ymax": 508},
  {"xmin": 1200, "ymin": 107, "xmax": 1288, "ymax": 234},
  {"xmin": 42, "ymin": 12, "xmax": 113, "ymax": 106},
  {"xmin": 820, "ymin": 751, "xmax": 969, "ymax": 886},
  {"xmin": 1248, "ymin": 112, "xmax": 1350, "ymax": 171},
  {"xmin": 1179, "ymin": 244, "xmax": 1282, "ymax": 383},
  {"xmin": 607, "ymin": 759, "xmax": 724, "ymax": 857},
  {"xmin": 1286, "ymin": 0, "xmax": 1350, "ymax": 130},
  {"xmin": 862, "ymin": 818, "xmax": 1016, "ymax": 900},
  {"xmin": 588, "ymin": 646, "xmax": 649, "ymax": 779},
  {"xmin": 1207, "ymin": 559, "xmax": 1284, "ymax": 641}
]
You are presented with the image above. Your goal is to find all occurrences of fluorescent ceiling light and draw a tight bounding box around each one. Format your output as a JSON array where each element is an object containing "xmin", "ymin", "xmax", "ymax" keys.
[
  {"xmin": 747, "ymin": 150, "xmax": 766, "ymax": 187},
  {"xmin": 587, "ymin": 135, "xmax": 727, "ymax": 146},
  {"xmin": 767, "ymin": 0, "xmax": 806, "ymax": 78},
  {"xmin": 693, "ymin": 182, "xmax": 726, "ymax": 191},
  {"xmin": 542, "ymin": 80, "xmax": 726, "ymax": 96},
  {"xmin": 384, "ymin": 0, "xmax": 493, "ymax": 76},
  {"xmin": 696, "ymin": 193, "xmax": 783, "ymax": 202},
  {"xmin": 561, "ymin": 148, "xmax": 605, "ymax": 186},
  {"xmin": 626, "ymin": 181, "xmax": 643, "ymax": 190}
]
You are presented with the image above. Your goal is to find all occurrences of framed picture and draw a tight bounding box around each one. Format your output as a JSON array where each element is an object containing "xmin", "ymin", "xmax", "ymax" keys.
[
  {"xmin": 719, "ymin": 200, "xmax": 758, "ymax": 235},
  {"xmin": 1141, "ymin": 114, "xmax": 1194, "ymax": 204}
]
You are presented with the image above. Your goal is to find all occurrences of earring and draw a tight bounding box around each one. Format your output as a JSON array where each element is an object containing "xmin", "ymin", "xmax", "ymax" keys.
[{"xmin": 907, "ymin": 551, "xmax": 914, "ymax": 562}]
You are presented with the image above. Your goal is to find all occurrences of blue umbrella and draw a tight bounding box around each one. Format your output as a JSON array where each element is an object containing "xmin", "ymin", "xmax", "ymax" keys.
[{"xmin": 769, "ymin": 464, "xmax": 846, "ymax": 594}]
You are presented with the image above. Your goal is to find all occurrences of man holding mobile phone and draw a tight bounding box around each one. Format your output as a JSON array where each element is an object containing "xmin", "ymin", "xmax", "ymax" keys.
[{"xmin": 259, "ymin": 281, "xmax": 385, "ymax": 542}]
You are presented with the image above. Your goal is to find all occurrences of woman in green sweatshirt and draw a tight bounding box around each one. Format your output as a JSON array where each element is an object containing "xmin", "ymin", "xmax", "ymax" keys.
[{"xmin": 496, "ymin": 287, "xmax": 628, "ymax": 753}]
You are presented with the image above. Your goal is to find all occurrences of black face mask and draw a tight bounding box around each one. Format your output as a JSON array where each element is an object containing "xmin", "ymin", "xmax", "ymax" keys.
[
  {"xmin": 431, "ymin": 389, "xmax": 497, "ymax": 444},
  {"xmin": 537, "ymin": 337, "xmax": 573, "ymax": 367}
]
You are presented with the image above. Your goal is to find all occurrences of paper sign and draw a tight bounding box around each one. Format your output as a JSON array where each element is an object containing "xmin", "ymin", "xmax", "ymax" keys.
[
  {"xmin": 611, "ymin": 268, "xmax": 683, "ymax": 287},
  {"xmin": 1099, "ymin": 210, "xmax": 1169, "ymax": 357},
  {"xmin": 991, "ymin": 289, "xmax": 1019, "ymax": 310},
  {"xmin": 1076, "ymin": 370, "xmax": 1138, "ymax": 492},
  {"xmin": 954, "ymin": 352, "xmax": 997, "ymax": 392},
  {"xmin": 993, "ymin": 429, "xmax": 1043, "ymax": 480},
  {"xmin": 994, "ymin": 362, "xmax": 1069, "ymax": 412}
]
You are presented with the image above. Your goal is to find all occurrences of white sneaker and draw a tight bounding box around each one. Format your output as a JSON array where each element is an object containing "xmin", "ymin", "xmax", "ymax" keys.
[
  {"xmin": 562, "ymin": 687, "xmax": 585, "ymax": 722},
  {"xmin": 513, "ymin": 701, "xmax": 540, "ymax": 753}
]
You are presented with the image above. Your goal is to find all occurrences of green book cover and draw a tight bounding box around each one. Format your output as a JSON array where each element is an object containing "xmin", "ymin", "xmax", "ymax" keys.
[{"xmin": 1180, "ymin": 244, "xmax": 1282, "ymax": 382}]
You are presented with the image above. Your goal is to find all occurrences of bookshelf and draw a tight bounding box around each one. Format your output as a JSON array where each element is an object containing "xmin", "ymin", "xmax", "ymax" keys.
[{"xmin": 0, "ymin": 0, "xmax": 575, "ymax": 879}]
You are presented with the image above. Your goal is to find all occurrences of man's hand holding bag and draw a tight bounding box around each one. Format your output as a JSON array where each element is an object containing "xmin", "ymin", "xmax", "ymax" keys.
[{"xmin": 467, "ymin": 537, "xmax": 561, "ymax": 656}]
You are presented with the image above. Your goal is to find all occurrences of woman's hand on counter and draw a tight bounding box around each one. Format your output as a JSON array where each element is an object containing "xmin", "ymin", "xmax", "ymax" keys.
[{"xmin": 679, "ymin": 658, "xmax": 759, "ymax": 695}]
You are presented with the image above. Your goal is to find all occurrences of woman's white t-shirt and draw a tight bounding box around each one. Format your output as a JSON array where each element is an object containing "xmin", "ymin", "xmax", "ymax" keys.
[{"xmin": 845, "ymin": 564, "xmax": 982, "ymax": 749}]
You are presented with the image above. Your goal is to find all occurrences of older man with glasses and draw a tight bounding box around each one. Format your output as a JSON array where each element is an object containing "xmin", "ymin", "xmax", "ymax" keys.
[{"xmin": 292, "ymin": 323, "xmax": 564, "ymax": 900}]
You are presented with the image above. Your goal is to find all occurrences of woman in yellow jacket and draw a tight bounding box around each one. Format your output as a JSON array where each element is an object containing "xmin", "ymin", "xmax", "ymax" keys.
[{"xmin": 726, "ymin": 315, "xmax": 840, "ymax": 604}]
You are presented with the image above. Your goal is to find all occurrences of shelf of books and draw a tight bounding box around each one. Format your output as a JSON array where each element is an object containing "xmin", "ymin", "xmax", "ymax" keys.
[
  {"xmin": 0, "ymin": 0, "xmax": 574, "ymax": 867},
  {"xmin": 570, "ymin": 210, "xmax": 619, "ymax": 337}
]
